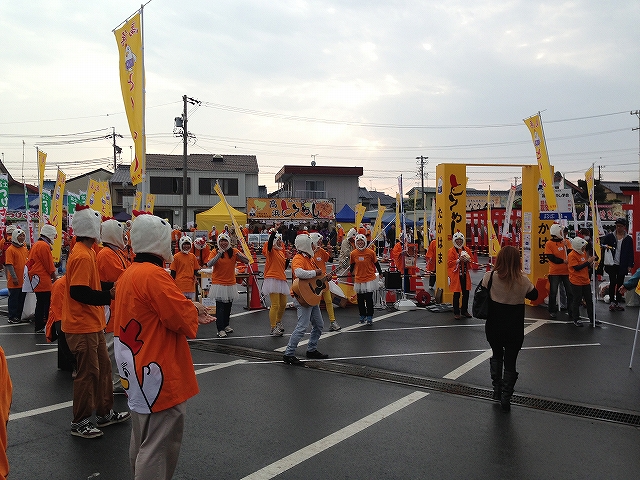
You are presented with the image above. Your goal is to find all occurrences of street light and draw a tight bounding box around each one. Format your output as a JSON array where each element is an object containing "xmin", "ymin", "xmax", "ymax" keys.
[{"xmin": 175, "ymin": 95, "xmax": 200, "ymax": 230}]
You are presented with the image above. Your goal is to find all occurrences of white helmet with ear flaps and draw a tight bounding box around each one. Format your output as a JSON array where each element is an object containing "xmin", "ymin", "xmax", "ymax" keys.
[
  {"xmin": 550, "ymin": 223, "xmax": 563, "ymax": 238},
  {"xmin": 309, "ymin": 232, "xmax": 323, "ymax": 249},
  {"xmin": 346, "ymin": 228, "xmax": 357, "ymax": 241},
  {"xmin": 453, "ymin": 231, "xmax": 465, "ymax": 248},
  {"xmin": 571, "ymin": 237, "xmax": 588, "ymax": 252},
  {"xmin": 355, "ymin": 233, "xmax": 367, "ymax": 250},
  {"xmin": 179, "ymin": 236, "xmax": 193, "ymax": 251},
  {"xmin": 295, "ymin": 233, "xmax": 314, "ymax": 256}
]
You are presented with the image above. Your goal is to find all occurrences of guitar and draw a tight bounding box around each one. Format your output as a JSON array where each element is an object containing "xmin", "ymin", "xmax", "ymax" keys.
[{"xmin": 291, "ymin": 275, "xmax": 330, "ymax": 307}]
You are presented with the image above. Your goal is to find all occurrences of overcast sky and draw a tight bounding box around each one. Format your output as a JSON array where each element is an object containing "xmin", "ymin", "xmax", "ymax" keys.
[{"xmin": 1, "ymin": 0, "xmax": 639, "ymax": 196}]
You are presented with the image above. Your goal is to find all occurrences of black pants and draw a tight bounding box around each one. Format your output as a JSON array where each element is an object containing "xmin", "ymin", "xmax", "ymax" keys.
[
  {"xmin": 453, "ymin": 290, "xmax": 469, "ymax": 315},
  {"xmin": 605, "ymin": 265, "xmax": 626, "ymax": 304},
  {"xmin": 548, "ymin": 275, "xmax": 573, "ymax": 314},
  {"xmin": 491, "ymin": 345, "xmax": 519, "ymax": 373},
  {"xmin": 215, "ymin": 301, "xmax": 233, "ymax": 332},
  {"xmin": 570, "ymin": 283, "xmax": 593, "ymax": 322},
  {"xmin": 55, "ymin": 321, "xmax": 76, "ymax": 372},
  {"xmin": 34, "ymin": 291, "xmax": 51, "ymax": 331},
  {"xmin": 357, "ymin": 292, "xmax": 374, "ymax": 317}
]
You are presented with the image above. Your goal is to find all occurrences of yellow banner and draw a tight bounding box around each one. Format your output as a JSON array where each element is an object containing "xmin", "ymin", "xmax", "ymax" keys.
[
  {"xmin": 214, "ymin": 183, "xmax": 254, "ymax": 263},
  {"xmin": 586, "ymin": 166, "xmax": 601, "ymax": 267},
  {"xmin": 369, "ymin": 199, "xmax": 386, "ymax": 243},
  {"xmin": 395, "ymin": 194, "xmax": 401, "ymax": 240},
  {"xmin": 145, "ymin": 193, "xmax": 155, "ymax": 213},
  {"xmin": 115, "ymin": 12, "xmax": 145, "ymax": 186},
  {"xmin": 524, "ymin": 113, "xmax": 557, "ymax": 211},
  {"xmin": 101, "ymin": 181, "xmax": 113, "ymax": 217},
  {"xmin": 86, "ymin": 179, "xmax": 101, "ymax": 209},
  {"xmin": 133, "ymin": 191, "xmax": 142, "ymax": 211},
  {"xmin": 487, "ymin": 189, "xmax": 501, "ymax": 257},
  {"xmin": 50, "ymin": 169, "xmax": 66, "ymax": 262},
  {"xmin": 37, "ymin": 149, "xmax": 47, "ymax": 231},
  {"xmin": 354, "ymin": 203, "xmax": 366, "ymax": 227}
]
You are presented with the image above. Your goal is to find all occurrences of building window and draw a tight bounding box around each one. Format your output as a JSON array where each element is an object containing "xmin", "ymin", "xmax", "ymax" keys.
[
  {"xmin": 150, "ymin": 177, "xmax": 191, "ymax": 195},
  {"xmin": 199, "ymin": 178, "xmax": 238, "ymax": 196},
  {"xmin": 305, "ymin": 180, "xmax": 324, "ymax": 192}
]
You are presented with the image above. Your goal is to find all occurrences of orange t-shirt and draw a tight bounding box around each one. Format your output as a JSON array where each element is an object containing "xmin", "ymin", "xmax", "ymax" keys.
[
  {"xmin": 46, "ymin": 275, "xmax": 67, "ymax": 341},
  {"xmin": 350, "ymin": 248, "xmax": 378, "ymax": 283},
  {"xmin": 391, "ymin": 242, "xmax": 405, "ymax": 271},
  {"xmin": 290, "ymin": 253, "xmax": 316, "ymax": 296},
  {"xmin": 5, "ymin": 244, "xmax": 28, "ymax": 289},
  {"xmin": 62, "ymin": 242, "xmax": 106, "ymax": 334},
  {"xmin": 568, "ymin": 250, "xmax": 590, "ymax": 286},
  {"xmin": 0, "ymin": 347, "xmax": 11, "ymax": 480},
  {"xmin": 97, "ymin": 246, "xmax": 130, "ymax": 333},
  {"xmin": 27, "ymin": 239, "xmax": 56, "ymax": 292},
  {"xmin": 113, "ymin": 261, "xmax": 199, "ymax": 413},
  {"xmin": 208, "ymin": 248, "xmax": 240, "ymax": 286},
  {"xmin": 545, "ymin": 239, "xmax": 571, "ymax": 275},
  {"xmin": 193, "ymin": 245, "xmax": 211, "ymax": 268},
  {"xmin": 262, "ymin": 243, "xmax": 287, "ymax": 281},
  {"xmin": 312, "ymin": 247, "xmax": 330, "ymax": 275},
  {"xmin": 170, "ymin": 252, "xmax": 200, "ymax": 293}
]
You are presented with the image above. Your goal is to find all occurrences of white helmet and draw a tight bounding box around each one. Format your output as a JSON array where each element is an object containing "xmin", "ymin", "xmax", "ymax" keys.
[
  {"xmin": 179, "ymin": 236, "xmax": 193, "ymax": 252},
  {"xmin": 550, "ymin": 224, "xmax": 563, "ymax": 238},
  {"xmin": 310, "ymin": 232, "xmax": 324, "ymax": 250},
  {"xmin": 194, "ymin": 237, "xmax": 206, "ymax": 250},
  {"xmin": 355, "ymin": 233, "xmax": 367, "ymax": 251},
  {"xmin": 571, "ymin": 237, "xmax": 588, "ymax": 252},
  {"xmin": 295, "ymin": 233, "xmax": 314, "ymax": 256},
  {"xmin": 453, "ymin": 232, "xmax": 465, "ymax": 249},
  {"xmin": 12, "ymin": 228, "xmax": 26, "ymax": 246},
  {"xmin": 346, "ymin": 228, "xmax": 357, "ymax": 241},
  {"xmin": 217, "ymin": 232, "xmax": 231, "ymax": 251}
]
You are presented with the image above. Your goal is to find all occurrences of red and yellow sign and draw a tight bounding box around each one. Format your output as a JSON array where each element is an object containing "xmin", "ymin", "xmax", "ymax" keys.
[{"xmin": 246, "ymin": 198, "xmax": 335, "ymax": 220}]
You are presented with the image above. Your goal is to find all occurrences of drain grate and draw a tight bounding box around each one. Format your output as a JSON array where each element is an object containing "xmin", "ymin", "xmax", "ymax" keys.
[{"xmin": 190, "ymin": 341, "xmax": 640, "ymax": 427}]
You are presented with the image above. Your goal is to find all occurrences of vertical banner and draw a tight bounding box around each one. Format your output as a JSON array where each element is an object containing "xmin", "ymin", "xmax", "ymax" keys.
[
  {"xmin": 214, "ymin": 183, "xmax": 253, "ymax": 263},
  {"xmin": 67, "ymin": 191, "xmax": 80, "ymax": 236},
  {"xmin": 0, "ymin": 174, "xmax": 8, "ymax": 236},
  {"xmin": 354, "ymin": 203, "xmax": 366, "ymax": 227},
  {"xmin": 398, "ymin": 175, "xmax": 407, "ymax": 244},
  {"xmin": 86, "ymin": 179, "xmax": 101, "ymax": 209},
  {"xmin": 395, "ymin": 194, "xmax": 401, "ymax": 240},
  {"xmin": 114, "ymin": 11, "xmax": 145, "ymax": 186},
  {"xmin": 429, "ymin": 197, "xmax": 436, "ymax": 241},
  {"xmin": 144, "ymin": 193, "xmax": 156, "ymax": 214},
  {"xmin": 586, "ymin": 166, "xmax": 601, "ymax": 266},
  {"xmin": 100, "ymin": 180, "xmax": 113, "ymax": 217},
  {"xmin": 413, "ymin": 189, "xmax": 418, "ymax": 232},
  {"xmin": 40, "ymin": 189, "xmax": 52, "ymax": 224},
  {"xmin": 524, "ymin": 113, "xmax": 557, "ymax": 211},
  {"xmin": 133, "ymin": 191, "xmax": 143, "ymax": 211},
  {"xmin": 502, "ymin": 184, "xmax": 516, "ymax": 242},
  {"xmin": 487, "ymin": 189, "xmax": 501, "ymax": 257},
  {"xmin": 37, "ymin": 149, "xmax": 47, "ymax": 231},
  {"xmin": 50, "ymin": 169, "xmax": 66, "ymax": 262},
  {"xmin": 369, "ymin": 199, "xmax": 385, "ymax": 244},
  {"xmin": 423, "ymin": 195, "xmax": 428, "ymax": 248}
]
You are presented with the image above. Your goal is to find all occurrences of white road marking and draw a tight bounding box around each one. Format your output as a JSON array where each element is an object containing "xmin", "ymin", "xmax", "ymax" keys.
[
  {"xmin": 195, "ymin": 359, "xmax": 247, "ymax": 374},
  {"xmin": 240, "ymin": 391, "xmax": 428, "ymax": 480},
  {"xmin": 5, "ymin": 348, "xmax": 57, "ymax": 359},
  {"xmin": 274, "ymin": 310, "xmax": 407, "ymax": 352}
]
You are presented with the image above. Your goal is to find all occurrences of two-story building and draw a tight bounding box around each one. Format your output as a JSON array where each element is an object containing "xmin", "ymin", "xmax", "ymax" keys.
[{"xmin": 111, "ymin": 153, "xmax": 259, "ymax": 227}]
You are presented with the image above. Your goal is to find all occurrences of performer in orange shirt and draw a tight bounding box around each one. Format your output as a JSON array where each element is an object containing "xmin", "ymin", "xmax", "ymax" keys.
[
  {"xmin": 262, "ymin": 230, "xmax": 290, "ymax": 336},
  {"xmin": 63, "ymin": 206, "xmax": 130, "ymax": 439},
  {"xmin": 425, "ymin": 237, "xmax": 437, "ymax": 289},
  {"xmin": 45, "ymin": 274, "xmax": 76, "ymax": 374},
  {"xmin": 97, "ymin": 218, "xmax": 130, "ymax": 392},
  {"xmin": 113, "ymin": 212, "xmax": 213, "ymax": 479},
  {"xmin": 310, "ymin": 232, "xmax": 340, "ymax": 331},
  {"xmin": 568, "ymin": 237, "xmax": 596, "ymax": 327},
  {"xmin": 171, "ymin": 224, "xmax": 183, "ymax": 252},
  {"xmin": 27, "ymin": 223, "xmax": 58, "ymax": 333},
  {"xmin": 544, "ymin": 223, "xmax": 573, "ymax": 319},
  {"xmin": 447, "ymin": 232, "xmax": 472, "ymax": 320},
  {"xmin": 206, "ymin": 232, "xmax": 250, "ymax": 337},
  {"xmin": 0, "ymin": 346, "xmax": 11, "ymax": 480},
  {"xmin": 170, "ymin": 237, "xmax": 200, "ymax": 299},
  {"xmin": 350, "ymin": 234, "xmax": 383, "ymax": 325},
  {"xmin": 5, "ymin": 228, "xmax": 28, "ymax": 324},
  {"xmin": 283, "ymin": 233, "xmax": 329, "ymax": 365},
  {"xmin": 192, "ymin": 236, "xmax": 211, "ymax": 268}
]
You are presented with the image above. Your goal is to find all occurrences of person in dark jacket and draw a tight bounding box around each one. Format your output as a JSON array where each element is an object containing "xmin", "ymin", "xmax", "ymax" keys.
[
  {"xmin": 480, "ymin": 246, "xmax": 538, "ymax": 412},
  {"xmin": 601, "ymin": 217, "xmax": 634, "ymax": 311}
]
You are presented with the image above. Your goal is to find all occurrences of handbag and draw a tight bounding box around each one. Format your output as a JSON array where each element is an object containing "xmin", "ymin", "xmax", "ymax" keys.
[
  {"xmin": 472, "ymin": 271, "xmax": 494, "ymax": 320},
  {"xmin": 603, "ymin": 248, "xmax": 614, "ymax": 266}
]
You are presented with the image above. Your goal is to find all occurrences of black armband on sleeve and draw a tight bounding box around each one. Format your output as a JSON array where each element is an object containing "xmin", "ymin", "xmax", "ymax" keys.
[
  {"xmin": 546, "ymin": 254, "xmax": 564, "ymax": 264},
  {"xmin": 70, "ymin": 285, "xmax": 112, "ymax": 306}
]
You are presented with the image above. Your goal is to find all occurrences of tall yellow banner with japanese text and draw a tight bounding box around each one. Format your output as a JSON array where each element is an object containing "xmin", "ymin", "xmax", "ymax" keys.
[
  {"xmin": 50, "ymin": 169, "xmax": 66, "ymax": 262},
  {"xmin": 37, "ymin": 149, "xmax": 47, "ymax": 231},
  {"xmin": 586, "ymin": 165, "xmax": 601, "ymax": 267},
  {"xmin": 133, "ymin": 191, "xmax": 142, "ymax": 212},
  {"xmin": 144, "ymin": 193, "xmax": 155, "ymax": 213},
  {"xmin": 115, "ymin": 11, "xmax": 145, "ymax": 186},
  {"xmin": 524, "ymin": 113, "xmax": 557, "ymax": 211},
  {"xmin": 487, "ymin": 189, "xmax": 501, "ymax": 257},
  {"xmin": 354, "ymin": 203, "xmax": 366, "ymax": 227}
]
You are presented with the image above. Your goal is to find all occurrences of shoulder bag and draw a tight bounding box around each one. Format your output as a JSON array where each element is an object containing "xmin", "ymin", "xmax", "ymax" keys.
[{"xmin": 472, "ymin": 271, "xmax": 494, "ymax": 320}]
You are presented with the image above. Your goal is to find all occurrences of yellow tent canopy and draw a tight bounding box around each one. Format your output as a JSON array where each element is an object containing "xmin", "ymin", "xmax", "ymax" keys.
[{"xmin": 195, "ymin": 201, "xmax": 247, "ymax": 232}]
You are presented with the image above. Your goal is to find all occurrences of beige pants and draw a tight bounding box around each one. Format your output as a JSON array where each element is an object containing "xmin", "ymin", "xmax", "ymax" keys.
[{"xmin": 130, "ymin": 402, "xmax": 187, "ymax": 480}]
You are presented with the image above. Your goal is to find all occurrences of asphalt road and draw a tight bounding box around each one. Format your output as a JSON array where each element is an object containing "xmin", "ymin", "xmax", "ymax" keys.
[{"xmin": 2, "ymin": 262, "xmax": 640, "ymax": 480}]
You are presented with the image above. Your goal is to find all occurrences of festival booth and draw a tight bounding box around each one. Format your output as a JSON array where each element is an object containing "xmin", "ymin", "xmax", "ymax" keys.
[
  {"xmin": 334, "ymin": 204, "xmax": 356, "ymax": 232},
  {"xmin": 195, "ymin": 201, "xmax": 247, "ymax": 233}
]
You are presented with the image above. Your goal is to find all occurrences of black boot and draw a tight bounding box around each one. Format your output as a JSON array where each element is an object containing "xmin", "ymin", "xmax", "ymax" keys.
[
  {"xmin": 500, "ymin": 370, "xmax": 519, "ymax": 412},
  {"xmin": 489, "ymin": 357, "xmax": 502, "ymax": 401}
]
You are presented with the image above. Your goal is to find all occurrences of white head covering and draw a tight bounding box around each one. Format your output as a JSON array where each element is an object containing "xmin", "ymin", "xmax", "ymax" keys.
[
  {"xmin": 346, "ymin": 228, "xmax": 357, "ymax": 241},
  {"xmin": 355, "ymin": 233, "xmax": 367, "ymax": 251},
  {"xmin": 40, "ymin": 224, "xmax": 57, "ymax": 242},
  {"xmin": 179, "ymin": 236, "xmax": 193, "ymax": 252},
  {"xmin": 12, "ymin": 228, "xmax": 25, "ymax": 246},
  {"xmin": 571, "ymin": 237, "xmax": 587, "ymax": 252},
  {"xmin": 194, "ymin": 237, "xmax": 206, "ymax": 250},
  {"xmin": 72, "ymin": 207, "xmax": 101, "ymax": 241},
  {"xmin": 295, "ymin": 233, "xmax": 314, "ymax": 256},
  {"xmin": 550, "ymin": 224, "xmax": 563, "ymax": 238},
  {"xmin": 130, "ymin": 213, "xmax": 173, "ymax": 263},
  {"xmin": 310, "ymin": 232, "xmax": 323, "ymax": 250},
  {"xmin": 453, "ymin": 232, "xmax": 465, "ymax": 249},
  {"xmin": 100, "ymin": 219, "xmax": 125, "ymax": 249},
  {"xmin": 217, "ymin": 232, "xmax": 231, "ymax": 251}
]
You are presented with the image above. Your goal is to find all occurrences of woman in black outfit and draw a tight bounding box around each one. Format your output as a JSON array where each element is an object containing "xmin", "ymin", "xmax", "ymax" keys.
[
  {"xmin": 600, "ymin": 217, "xmax": 634, "ymax": 311},
  {"xmin": 480, "ymin": 246, "xmax": 538, "ymax": 411}
]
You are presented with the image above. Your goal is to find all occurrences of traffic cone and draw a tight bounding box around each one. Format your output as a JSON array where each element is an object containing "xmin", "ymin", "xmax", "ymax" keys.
[
  {"xmin": 248, "ymin": 262, "xmax": 264, "ymax": 310},
  {"xmin": 389, "ymin": 258, "xmax": 397, "ymax": 272}
]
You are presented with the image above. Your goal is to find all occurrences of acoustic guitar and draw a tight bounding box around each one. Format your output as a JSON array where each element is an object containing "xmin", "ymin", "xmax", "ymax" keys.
[{"xmin": 291, "ymin": 275, "xmax": 329, "ymax": 307}]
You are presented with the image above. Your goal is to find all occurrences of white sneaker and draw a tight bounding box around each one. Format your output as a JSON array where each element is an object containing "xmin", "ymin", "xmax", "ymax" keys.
[
  {"xmin": 217, "ymin": 330, "xmax": 227, "ymax": 338},
  {"xmin": 329, "ymin": 321, "xmax": 341, "ymax": 331},
  {"xmin": 270, "ymin": 326, "xmax": 283, "ymax": 337},
  {"xmin": 224, "ymin": 326, "xmax": 233, "ymax": 333}
]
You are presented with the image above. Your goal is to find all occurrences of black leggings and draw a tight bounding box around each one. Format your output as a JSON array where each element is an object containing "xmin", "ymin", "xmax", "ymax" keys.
[
  {"xmin": 357, "ymin": 292, "xmax": 374, "ymax": 317},
  {"xmin": 215, "ymin": 301, "xmax": 233, "ymax": 332},
  {"xmin": 491, "ymin": 345, "xmax": 520, "ymax": 373},
  {"xmin": 605, "ymin": 265, "xmax": 626, "ymax": 304},
  {"xmin": 453, "ymin": 289, "xmax": 469, "ymax": 315}
]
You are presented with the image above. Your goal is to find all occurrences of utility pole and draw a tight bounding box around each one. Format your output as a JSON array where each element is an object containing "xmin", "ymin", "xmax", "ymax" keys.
[
  {"xmin": 416, "ymin": 155, "xmax": 428, "ymax": 208},
  {"xmin": 632, "ymin": 111, "xmax": 640, "ymax": 185},
  {"xmin": 597, "ymin": 164, "xmax": 604, "ymax": 181},
  {"xmin": 180, "ymin": 95, "xmax": 201, "ymax": 230},
  {"xmin": 111, "ymin": 127, "xmax": 123, "ymax": 171}
]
